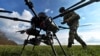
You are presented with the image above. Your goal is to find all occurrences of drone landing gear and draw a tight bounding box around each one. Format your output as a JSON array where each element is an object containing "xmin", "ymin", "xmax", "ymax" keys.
[
  {"xmin": 20, "ymin": 35, "xmax": 30, "ymax": 56},
  {"xmin": 53, "ymin": 34, "xmax": 67, "ymax": 56},
  {"xmin": 32, "ymin": 45, "xmax": 35, "ymax": 51},
  {"xmin": 20, "ymin": 35, "xmax": 41, "ymax": 56},
  {"xmin": 47, "ymin": 35, "xmax": 58, "ymax": 56},
  {"xmin": 42, "ymin": 31, "xmax": 67, "ymax": 56},
  {"xmin": 20, "ymin": 33, "xmax": 67, "ymax": 56}
]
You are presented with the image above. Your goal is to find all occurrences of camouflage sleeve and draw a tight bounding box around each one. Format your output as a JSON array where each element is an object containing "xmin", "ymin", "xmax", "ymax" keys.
[{"xmin": 64, "ymin": 12, "xmax": 80, "ymax": 23}]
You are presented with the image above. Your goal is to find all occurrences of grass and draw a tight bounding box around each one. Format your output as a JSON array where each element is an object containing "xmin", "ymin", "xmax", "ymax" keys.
[{"xmin": 0, "ymin": 45, "xmax": 100, "ymax": 56}]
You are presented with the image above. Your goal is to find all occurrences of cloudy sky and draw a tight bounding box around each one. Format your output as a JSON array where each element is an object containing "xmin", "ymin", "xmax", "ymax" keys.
[{"xmin": 0, "ymin": 0, "xmax": 100, "ymax": 45}]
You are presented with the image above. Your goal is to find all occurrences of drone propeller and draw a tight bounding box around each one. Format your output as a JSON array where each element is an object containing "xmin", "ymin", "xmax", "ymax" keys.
[
  {"xmin": 0, "ymin": 15, "xmax": 31, "ymax": 22},
  {"xmin": 53, "ymin": 0, "xmax": 100, "ymax": 19},
  {"xmin": 59, "ymin": 24, "xmax": 92, "ymax": 30},
  {"xmin": 25, "ymin": 0, "xmax": 34, "ymax": 9},
  {"xmin": 58, "ymin": 26, "xmax": 69, "ymax": 29},
  {"xmin": 0, "ymin": 10, "xmax": 12, "ymax": 13}
]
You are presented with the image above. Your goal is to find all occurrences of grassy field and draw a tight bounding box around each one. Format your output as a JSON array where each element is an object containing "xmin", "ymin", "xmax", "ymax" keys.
[{"xmin": 0, "ymin": 45, "xmax": 100, "ymax": 56}]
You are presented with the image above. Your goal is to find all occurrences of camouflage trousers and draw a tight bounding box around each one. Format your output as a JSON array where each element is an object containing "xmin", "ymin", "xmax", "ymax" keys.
[{"xmin": 68, "ymin": 23, "xmax": 86, "ymax": 46}]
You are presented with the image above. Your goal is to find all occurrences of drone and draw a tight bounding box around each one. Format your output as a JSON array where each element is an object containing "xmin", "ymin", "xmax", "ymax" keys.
[{"xmin": 0, "ymin": 0, "xmax": 100, "ymax": 56}]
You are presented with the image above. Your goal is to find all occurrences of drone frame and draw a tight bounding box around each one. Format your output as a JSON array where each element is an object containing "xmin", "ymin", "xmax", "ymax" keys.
[{"xmin": 0, "ymin": 0, "xmax": 100, "ymax": 56}]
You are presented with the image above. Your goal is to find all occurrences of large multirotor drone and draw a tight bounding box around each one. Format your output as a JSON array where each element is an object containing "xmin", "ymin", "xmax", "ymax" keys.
[{"xmin": 0, "ymin": 0, "xmax": 100, "ymax": 56}]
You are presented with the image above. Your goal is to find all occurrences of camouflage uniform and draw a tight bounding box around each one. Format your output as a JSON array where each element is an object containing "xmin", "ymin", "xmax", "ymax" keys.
[
  {"xmin": 59, "ymin": 7, "xmax": 87, "ymax": 48},
  {"xmin": 63, "ymin": 11, "xmax": 87, "ymax": 48}
]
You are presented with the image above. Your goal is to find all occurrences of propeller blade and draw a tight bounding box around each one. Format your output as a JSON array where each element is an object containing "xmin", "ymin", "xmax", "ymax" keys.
[
  {"xmin": 59, "ymin": 24, "xmax": 92, "ymax": 30},
  {"xmin": 0, "ymin": 10, "xmax": 12, "ymax": 13},
  {"xmin": 79, "ymin": 24, "xmax": 92, "ymax": 27},
  {"xmin": 0, "ymin": 15, "xmax": 31, "ymax": 22},
  {"xmin": 58, "ymin": 26, "xmax": 69, "ymax": 29}
]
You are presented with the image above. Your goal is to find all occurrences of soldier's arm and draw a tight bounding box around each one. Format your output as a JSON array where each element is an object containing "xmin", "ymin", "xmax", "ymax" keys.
[{"xmin": 64, "ymin": 12, "xmax": 79, "ymax": 23}]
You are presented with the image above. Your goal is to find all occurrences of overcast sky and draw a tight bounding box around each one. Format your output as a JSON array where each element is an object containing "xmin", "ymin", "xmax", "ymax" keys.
[{"xmin": 0, "ymin": 0, "xmax": 100, "ymax": 45}]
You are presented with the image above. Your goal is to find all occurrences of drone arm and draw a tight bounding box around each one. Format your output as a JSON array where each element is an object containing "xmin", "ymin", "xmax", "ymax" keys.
[
  {"xmin": 25, "ymin": 0, "xmax": 39, "ymax": 18},
  {"xmin": 0, "ymin": 15, "xmax": 31, "ymax": 22},
  {"xmin": 90, "ymin": 0, "xmax": 100, "ymax": 2},
  {"xmin": 67, "ymin": 0, "xmax": 86, "ymax": 10},
  {"xmin": 0, "ymin": 15, "xmax": 17, "ymax": 20},
  {"xmin": 53, "ymin": 0, "xmax": 99, "ymax": 19},
  {"xmin": 25, "ymin": 0, "xmax": 33, "ymax": 9},
  {"xmin": 15, "ymin": 18, "xmax": 31, "ymax": 22},
  {"xmin": 0, "ymin": 10, "xmax": 12, "ymax": 13}
]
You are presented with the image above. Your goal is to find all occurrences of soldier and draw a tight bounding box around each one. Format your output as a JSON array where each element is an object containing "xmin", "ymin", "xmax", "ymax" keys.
[{"xmin": 59, "ymin": 7, "xmax": 87, "ymax": 48}]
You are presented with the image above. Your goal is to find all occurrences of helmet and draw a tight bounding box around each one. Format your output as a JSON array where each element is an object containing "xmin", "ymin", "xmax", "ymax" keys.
[{"xmin": 59, "ymin": 7, "xmax": 65, "ymax": 13}]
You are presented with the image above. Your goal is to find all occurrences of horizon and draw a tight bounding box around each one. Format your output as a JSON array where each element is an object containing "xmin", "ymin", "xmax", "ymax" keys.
[{"xmin": 0, "ymin": 0, "xmax": 100, "ymax": 45}]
